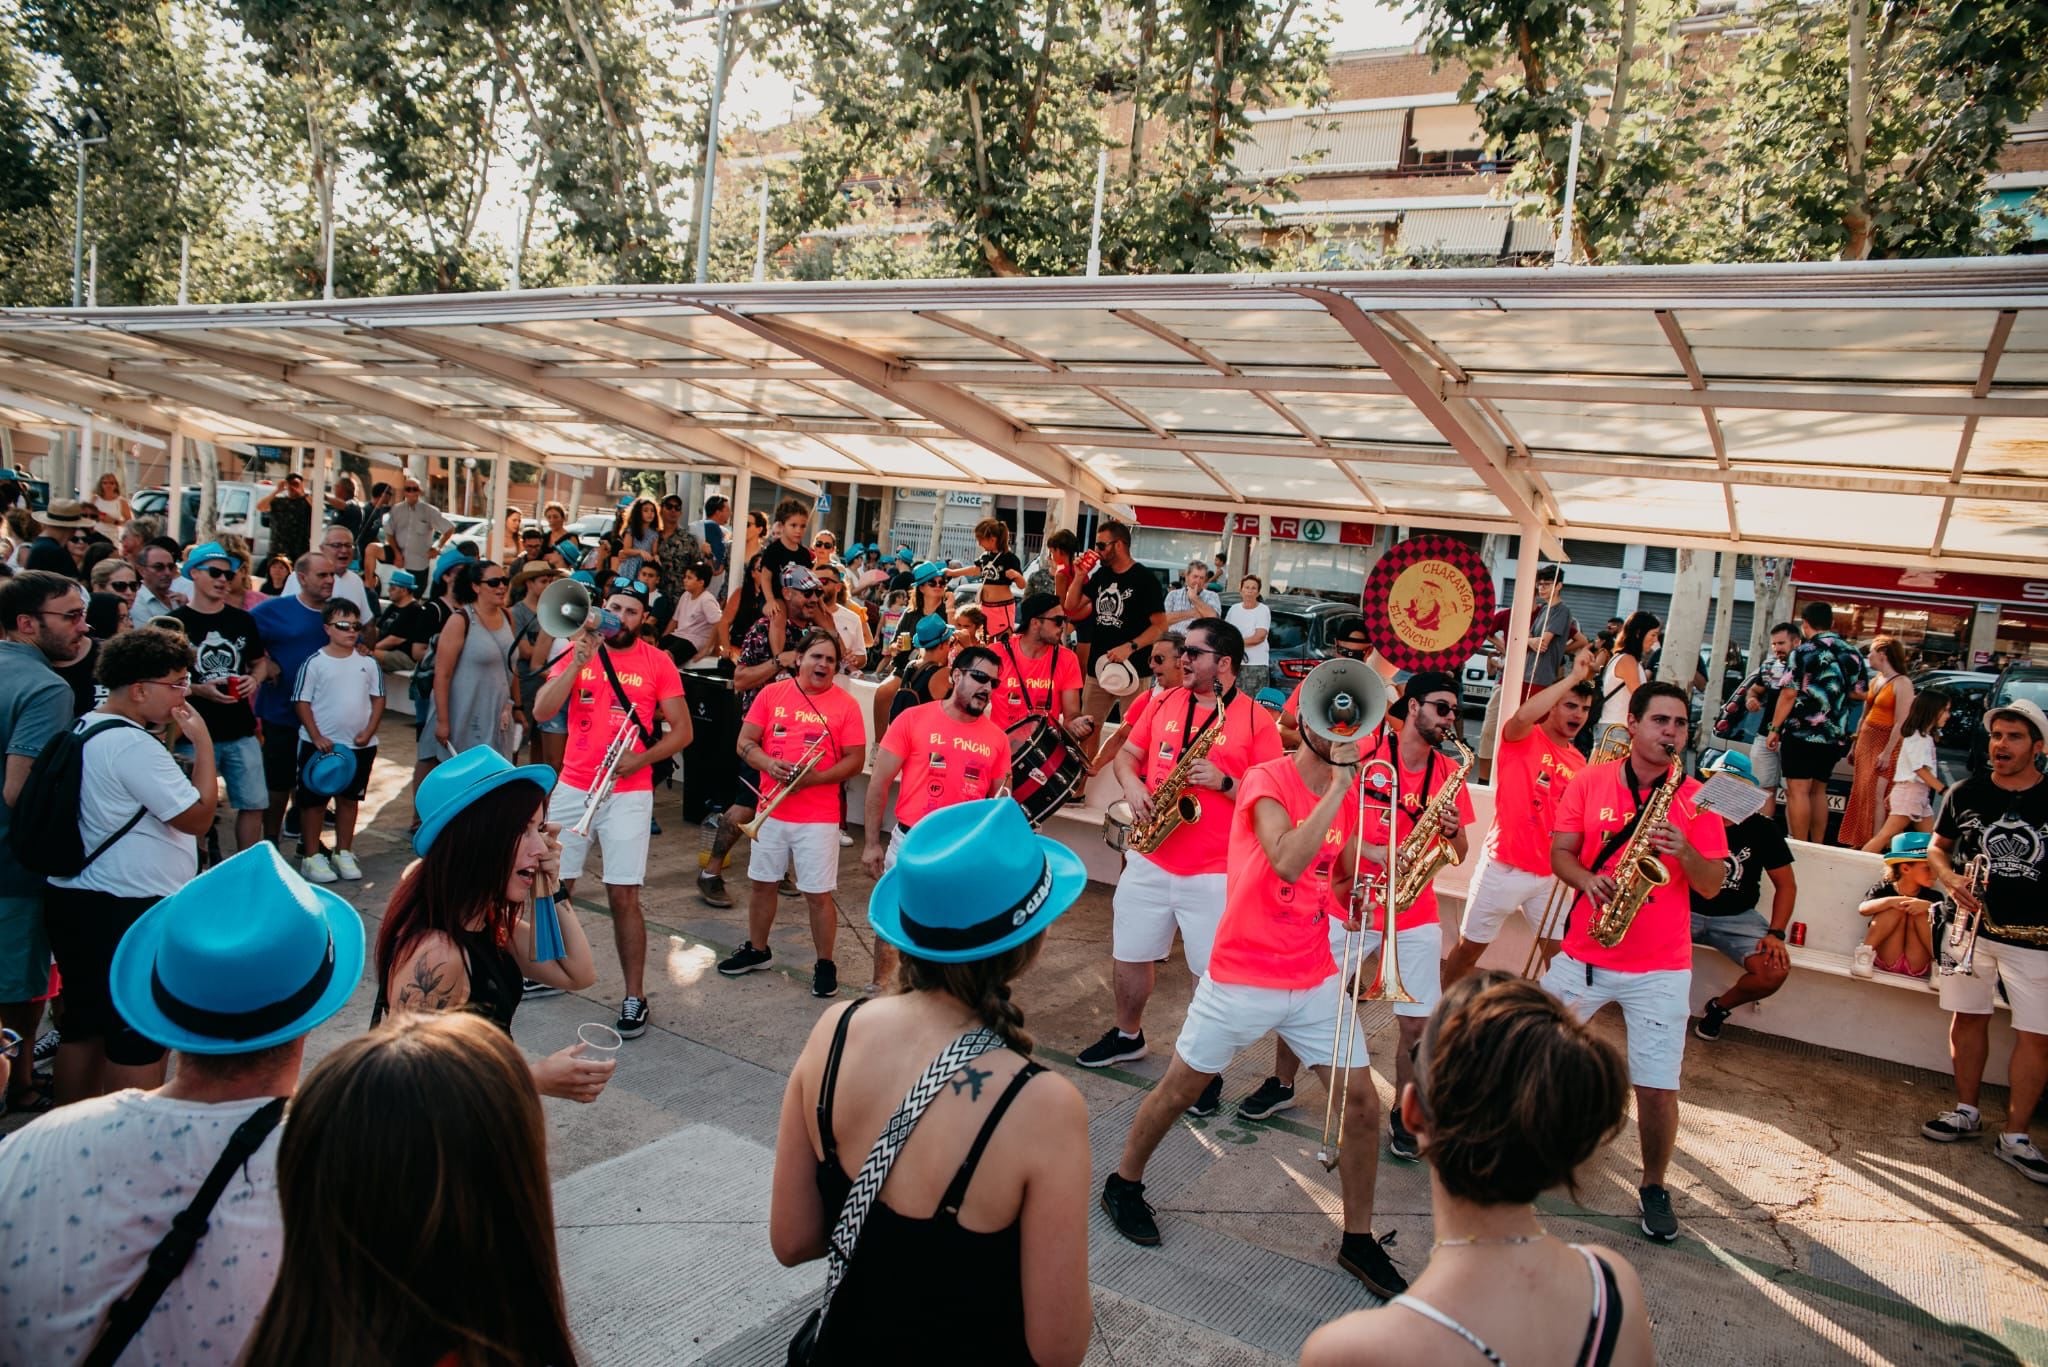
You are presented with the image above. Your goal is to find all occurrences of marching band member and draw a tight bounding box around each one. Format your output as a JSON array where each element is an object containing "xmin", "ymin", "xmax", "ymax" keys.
[
  {"xmin": 990, "ymin": 593, "xmax": 1094, "ymax": 745},
  {"xmin": 1442, "ymin": 647, "xmax": 1601, "ymax": 987},
  {"xmin": 861, "ymin": 645, "xmax": 1013, "ymax": 994},
  {"xmin": 719, "ymin": 629, "xmax": 867, "ymax": 999},
  {"xmin": 1076, "ymin": 620, "xmax": 1282, "ymax": 1117},
  {"xmin": 1277, "ymin": 624, "xmax": 1384, "ymax": 751},
  {"xmin": 699, "ymin": 565, "xmax": 829, "ymax": 908},
  {"xmin": 1545, "ymin": 681, "xmax": 1728, "ymax": 1242},
  {"xmin": 1919, "ymin": 698, "xmax": 2048, "ymax": 1183},
  {"xmin": 531, "ymin": 585, "xmax": 690, "ymax": 1042},
  {"xmin": 1099, "ymin": 665, "xmax": 1408, "ymax": 1298},
  {"xmin": 1343, "ymin": 672, "xmax": 1475, "ymax": 1160}
]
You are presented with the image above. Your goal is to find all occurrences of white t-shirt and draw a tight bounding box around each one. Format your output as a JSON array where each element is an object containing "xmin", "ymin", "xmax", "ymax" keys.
[
  {"xmin": 293, "ymin": 647, "xmax": 385, "ymax": 747},
  {"xmin": 282, "ymin": 569, "xmax": 371, "ymax": 619},
  {"xmin": 1893, "ymin": 731, "xmax": 1937, "ymax": 785},
  {"xmin": 830, "ymin": 604, "xmax": 868, "ymax": 665},
  {"xmin": 49, "ymin": 714, "xmax": 199, "ymax": 897},
  {"xmin": 0, "ymin": 1090, "xmax": 284, "ymax": 1367},
  {"xmin": 1226, "ymin": 602, "xmax": 1273, "ymax": 666}
]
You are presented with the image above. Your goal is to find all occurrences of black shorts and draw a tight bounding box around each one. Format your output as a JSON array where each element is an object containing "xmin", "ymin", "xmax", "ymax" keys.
[
  {"xmin": 1779, "ymin": 737, "xmax": 1845, "ymax": 782},
  {"xmin": 293, "ymin": 739, "xmax": 376, "ymax": 805},
  {"xmin": 42, "ymin": 886, "xmax": 169, "ymax": 1067},
  {"xmin": 261, "ymin": 723, "xmax": 302, "ymax": 794}
]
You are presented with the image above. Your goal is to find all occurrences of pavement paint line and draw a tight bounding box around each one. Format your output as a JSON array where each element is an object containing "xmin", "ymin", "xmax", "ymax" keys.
[{"xmin": 575, "ymin": 897, "xmax": 2041, "ymax": 1365}]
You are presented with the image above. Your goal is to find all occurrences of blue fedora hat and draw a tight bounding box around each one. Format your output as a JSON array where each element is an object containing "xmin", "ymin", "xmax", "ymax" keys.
[
  {"xmin": 432, "ymin": 546, "xmax": 477, "ymax": 589},
  {"xmin": 300, "ymin": 746, "xmax": 358, "ymax": 799},
  {"xmin": 912, "ymin": 615, "xmax": 955, "ymax": 650},
  {"xmin": 869, "ymin": 799, "xmax": 1086, "ymax": 964},
  {"xmin": 1884, "ymin": 830, "xmax": 1933, "ymax": 864},
  {"xmin": 387, "ymin": 568, "xmax": 418, "ymax": 591},
  {"xmin": 910, "ymin": 560, "xmax": 946, "ymax": 586},
  {"xmin": 1704, "ymin": 749, "xmax": 1756, "ymax": 783},
  {"xmin": 111, "ymin": 843, "xmax": 364, "ymax": 1055},
  {"xmin": 413, "ymin": 746, "xmax": 557, "ymax": 857}
]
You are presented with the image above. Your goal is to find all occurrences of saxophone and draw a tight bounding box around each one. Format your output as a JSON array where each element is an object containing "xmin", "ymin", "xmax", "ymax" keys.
[
  {"xmin": 1588, "ymin": 758, "xmax": 1684, "ymax": 948},
  {"xmin": 1388, "ymin": 736, "xmax": 1475, "ymax": 912},
  {"xmin": 1110, "ymin": 721, "xmax": 1225, "ymax": 855}
]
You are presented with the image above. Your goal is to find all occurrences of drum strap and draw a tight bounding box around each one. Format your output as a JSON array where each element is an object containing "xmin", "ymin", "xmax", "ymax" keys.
[{"xmin": 1004, "ymin": 637, "xmax": 1062, "ymax": 718}]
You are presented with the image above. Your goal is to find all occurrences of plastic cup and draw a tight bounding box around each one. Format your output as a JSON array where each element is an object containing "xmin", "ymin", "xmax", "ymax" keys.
[{"xmin": 576, "ymin": 1022, "xmax": 623, "ymax": 1056}]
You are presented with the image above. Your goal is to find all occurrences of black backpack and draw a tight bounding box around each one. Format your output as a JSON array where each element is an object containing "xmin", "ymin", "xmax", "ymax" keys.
[{"xmin": 8, "ymin": 718, "xmax": 148, "ymax": 878}]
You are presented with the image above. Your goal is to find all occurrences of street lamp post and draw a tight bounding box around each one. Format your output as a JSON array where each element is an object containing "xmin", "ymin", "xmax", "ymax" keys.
[
  {"xmin": 678, "ymin": 0, "xmax": 788, "ymax": 285},
  {"xmin": 50, "ymin": 112, "xmax": 108, "ymax": 308}
]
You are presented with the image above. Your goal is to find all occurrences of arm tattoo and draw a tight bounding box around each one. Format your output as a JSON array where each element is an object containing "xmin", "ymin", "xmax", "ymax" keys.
[
  {"xmin": 396, "ymin": 955, "xmax": 458, "ymax": 1012},
  {"xmin": 948, "ymin": 1064, "xmax": 992, "ymax": 1101}
]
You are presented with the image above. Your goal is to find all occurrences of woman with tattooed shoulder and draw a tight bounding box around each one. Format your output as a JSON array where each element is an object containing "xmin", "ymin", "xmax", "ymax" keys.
[{"xmin": 373, "ymin": 747, "xmax": 616, "ymax": 1104}]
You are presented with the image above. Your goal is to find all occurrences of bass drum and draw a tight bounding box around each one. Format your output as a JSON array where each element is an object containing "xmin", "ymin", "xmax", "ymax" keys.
[{"xmin": 1005, "ymin": 715, "xmax": 1088, "ymax": 829}]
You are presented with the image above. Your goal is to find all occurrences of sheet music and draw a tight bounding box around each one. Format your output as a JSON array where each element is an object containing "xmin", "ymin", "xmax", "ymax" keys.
[{"xmin": 1695, "ymin": 772, "xmax": 1769, "ymax": 824}]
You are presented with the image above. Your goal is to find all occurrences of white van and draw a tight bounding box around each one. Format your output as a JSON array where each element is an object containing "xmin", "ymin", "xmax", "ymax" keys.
[{"xmin": 133, "ymin": 482, "xmax": 275, "ymax": 559}]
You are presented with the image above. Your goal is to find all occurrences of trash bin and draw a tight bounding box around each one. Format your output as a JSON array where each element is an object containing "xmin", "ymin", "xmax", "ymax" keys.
[{"xmin": 680, "ymin": 668, "xmax": 740, "ymax": 822}]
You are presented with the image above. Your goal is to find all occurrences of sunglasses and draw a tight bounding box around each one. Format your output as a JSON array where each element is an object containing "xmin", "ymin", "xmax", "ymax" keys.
[
  {"xmin": 963, "ymin": 669, "xmax": 1000, "ymax": 687},
  {"xmin": 107, "ymin": 579, "xmax": 138, "ymax": 591},
  {"xmin": 38, "ymin": 608, "xmax": 86, "ymax": 624},
  {"xmin": 193, "ymin": 565, "xmax": 234, "ymax": 579},
  {"xmin": 1415, "ymin": 698, "xmax": 1458, "ymax": 715},
  {"xmin": 480, "ymin": 576, "xmax": 509, "ymax": 588},
  {"xmin": 1333, "ymin": 645, "xmax": 1368, "ymax": 659},
  {"xmin": 1042, "ymin": 614, "xmax": 1068, "ymax": 626},
  {"xmin": 67, "ymin": 534, "xmax": 90, "ymax": 544},
  {"xmin": 1094, "ymin": 541, "xmax": 1114, "ymax": 551},
  {"xmin": 329, "ymin": 622, "xmax": 361, "ymax": 633}
]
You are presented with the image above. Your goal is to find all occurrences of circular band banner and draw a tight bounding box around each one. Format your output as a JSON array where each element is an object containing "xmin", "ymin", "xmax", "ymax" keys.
[{"xmin": 1360, "ymin": 534, "xmax": 1496, "ymax": 674}]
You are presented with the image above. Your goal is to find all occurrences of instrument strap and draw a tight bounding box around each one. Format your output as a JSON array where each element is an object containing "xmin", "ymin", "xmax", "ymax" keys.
[
  {"xmin": 1002, "ymin": 635, "xmax": 1060, "ymax": 717},
  {"xmin": 1177, "ymin": 685, "xmax": 1237, "ymax": 754},
  {"xmin": 1365, "ymin": 729, "xmax": 1439, "ymax": 842},
  {"xmin": 598, "ymin": 645, "xmax": 657, "ymax": 748}
]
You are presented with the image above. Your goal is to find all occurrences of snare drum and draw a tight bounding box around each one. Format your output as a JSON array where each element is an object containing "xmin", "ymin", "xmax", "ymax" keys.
[
  {"xmin": 1102, "ymin": 799, "xmax": 1135, "ymax": 852},
  {"xmin": 1005, "ymin": 716, "xmax": 1087, "ymax": 828}
]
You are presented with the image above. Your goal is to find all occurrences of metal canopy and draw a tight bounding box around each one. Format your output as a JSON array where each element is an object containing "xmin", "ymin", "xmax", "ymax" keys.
[{"xmin": 2, "ymin": 257, "xmax": 2045, "ymax": 572}]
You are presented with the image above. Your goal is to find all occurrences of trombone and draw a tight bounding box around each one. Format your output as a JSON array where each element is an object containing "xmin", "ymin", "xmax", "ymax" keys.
[
  {"xmin": 1521, "ymin": 721, "xmax": 1633, "ymax": 977},
  {"xmin": 739, "ymin": 729, "xmax": 834, "ymax": 838}
]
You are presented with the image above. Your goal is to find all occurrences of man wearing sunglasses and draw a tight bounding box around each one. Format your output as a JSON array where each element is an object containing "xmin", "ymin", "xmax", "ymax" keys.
[
  {"xmin": 1063, "ymin": 520, "xmax": 1166, "ymax": 750},
  {"xmin": 989, "ymin": 593, "xmax": 1091, "ymax": 743},
  {"xmin": 861, "ymin": 644, "xmax": 1013, "ymax": 992},
  {"xmin": 172, "ymin": 543, "xmax": 269, "ymax": 855},
  {"xmin": 1278, "ymin": 623, "xmax": 1379, "ymax": 752}
]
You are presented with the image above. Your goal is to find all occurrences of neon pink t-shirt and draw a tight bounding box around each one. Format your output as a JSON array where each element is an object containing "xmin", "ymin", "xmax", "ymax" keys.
[
  {"xmin": 1209, "ymin": 756, "xmax": 1360, "ymax": 990},
  {"xmin": 550, "ymin": 640, "xmax": 683, "ymax": 795},
  {"xmin": 1485, "ymin": 727, "xmax": 1582, "ymax": 875},
  {"xmin": 1554, "ymin": 759, "xmax": 1729, "ymax": 972},
  {"xmin": 745, "ymin": 678, "xmax": 867, "ymax": 824},
  {"xmin": 880, "ymin": 701, "xmax": 1012, "ymax": 829},
  {"xmin": 1126, "ymin": 688, "xmax": 1283, "ymax": 876},
  {"xmin": 990, "ymin": 639, "xmax": 1081, "ymax": 732},
  {"xmin": 1352, "ymin": 735, "xmax": 1478, "ymax": 932}
]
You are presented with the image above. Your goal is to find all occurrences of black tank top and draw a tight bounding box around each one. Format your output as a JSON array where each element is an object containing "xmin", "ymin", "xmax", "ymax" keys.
[
  {"xmin": 889, "ymin": 663, "xmax": 946, "ymax": 722},
  {"xmin": 371, "ymin": 925, "xmax": 523, "ymax": 1033},
  {"xmin": 811, "ymin": 1000, "xmax": 1044, "ymax": 1364}
]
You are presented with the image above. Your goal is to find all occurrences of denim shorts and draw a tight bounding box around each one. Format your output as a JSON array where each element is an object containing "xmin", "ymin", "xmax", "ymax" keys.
[
  {"xmin": 539, "ymin": 709, "xmax": 568, "ymax": 736},
  {"xmin": 179, "ymin": 734, "xmax": 268, "ymax": 811},
  {"xmin": 1691, "ymin": 907, "xmax": 1771, "ymax": 967}
]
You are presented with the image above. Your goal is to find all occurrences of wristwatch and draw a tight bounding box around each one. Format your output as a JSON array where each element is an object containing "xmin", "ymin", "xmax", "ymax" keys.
[
  {"xmin": 1764, "ymin": 928, "xmax": 1787, "ymax": 941},
  {"xmin": 1219, "ymin": 775, "xmax": 1236, "ymax": 795}
]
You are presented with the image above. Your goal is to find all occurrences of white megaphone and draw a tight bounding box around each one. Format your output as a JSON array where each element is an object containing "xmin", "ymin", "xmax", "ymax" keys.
[
  {"xmin": 1296, "ymin": 657, "xmax": 1389, "ymax": 753},
  {"xmin": 535, "ymin": 578, "xmax": 625, "ymax": 641}
]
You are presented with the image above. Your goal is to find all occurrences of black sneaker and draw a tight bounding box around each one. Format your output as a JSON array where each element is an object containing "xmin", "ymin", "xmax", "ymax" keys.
[
  {"xmin": 1075, "ymin": 1027, "xmax": 1147, "ymax": 1068},
  {"xmin": 1185, "ymin": 1076, "xmax": 1223, "ymax": 1117},
  {"xmin": 1638, "ymin": 1184, "xmax": 1679, "ymax": 1242},
  {"xmin": 1238, "ymin": 1076, "xmax": 1296, "ymax": 1121},
  {"xmin": 1996, "ymin": 1134, "xmax": 2048, "ymax": 1184},
  {"xmin": 718, "ymin": 942, "xmax": 774, "ymax": 976},
  {"xmin": 1338, "ymin": 1232, "xmax": 1408, "ymax": 1299},
  {"xmin": 1387, "ymin": 1112, "xmax": 1421, "ymax": 1162},
  {"xmin": 1101, "ymin": 1174, "xmax": 1161, "ymax": 1246},
  {"xmin": 1695, "ymin": 997, "xmax": 1731, "ymax": 1041},
  {"xmin": 1921, "ymin": 1107, "xmax": 1983, "ymax": 1142},
  {"xmin": 32, "ymin": 1029, "xmax": 59, "ymax": 1067},
  {"xmin": 616, "ymin": 995, "xmax": 650, "ymax": 1039},
  {"xmin": 521, "ymin": 978, "xmax": 564, "ymax": 1001},
  {"xmin": 779, "ymin": 874, "xmax": 801, "ymax": 898},
  {"xmin": 696, "ymin": 869, "xmax": 733, "ymax": 908},
  {"xmin": 812, "ymin": 959, "xmax": 839, "ymax": 999}
]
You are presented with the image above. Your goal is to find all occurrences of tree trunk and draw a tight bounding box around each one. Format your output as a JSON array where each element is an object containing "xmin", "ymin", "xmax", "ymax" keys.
[{"xmin": 1842, "ymin": 0, "xmax": 1873, "ymax": 260}]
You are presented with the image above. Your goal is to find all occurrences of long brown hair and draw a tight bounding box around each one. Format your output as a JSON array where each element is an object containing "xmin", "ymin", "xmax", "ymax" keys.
[
  {"xmin": 242, "ymin": 1013, "xmax": 577, "ymax": 1366},
  {"xmin": 377, "ymin": 782, "xmax": 546, "ymax": 994},
  {"xmin": 896, "ymin": 935, "xmax": 1044, "ymax": 1052}
]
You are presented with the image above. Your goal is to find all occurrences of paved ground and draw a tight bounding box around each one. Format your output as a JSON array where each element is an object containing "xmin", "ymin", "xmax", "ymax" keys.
[{"xmin": 21, "ymin": 718, "xmax": 2048, "ymax": 1364}]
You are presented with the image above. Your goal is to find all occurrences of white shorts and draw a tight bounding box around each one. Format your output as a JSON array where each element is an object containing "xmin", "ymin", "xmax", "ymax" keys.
[
  {"xmin": 748, "ymin": 817, "xmax": 840, "ymax": 894},
  {"xmin": 1887, "ymin": 781, "xmax": 1934, "ymax": 820},
  {"xmin": 883, "ymin": 824, "xmax": 907, "ymax": 875},
  {"xmin": 1541, "ymin": 951, "xmax": 1691, "ymax": 1090},
  {"xmin": 1111, "ymin": 851, "xmax": 1225, "ymax": 975},
  {"xmin": 1342, "ymin": 920, "xmax": 1443, "ymax": 1019},
  {"xmin": 548, "ymin": 785, "xmax": 652, "ymax": 886},
  {"xmin": 1459, "ymin": 855, "xmax": 1559, "ymax": 945},
  {"xmin": 1938, "ymin": 938, "xmax": 2048, "ymax": 1034},
  {"xmin": 1175, "ymin": 973, "xmax": 1368, "ymax": 1075}
]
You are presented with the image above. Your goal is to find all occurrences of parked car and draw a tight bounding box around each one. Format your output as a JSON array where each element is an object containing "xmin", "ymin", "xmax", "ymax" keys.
[
  {"xmin": 1909, "ymin": 668, "xmax": 1995, "ymax": 774},
  {"xmin": 1461, "ymin": 642, "xmax": 1500, "ymax": 713},
  {"xmin": 445, "ymin": 514, "xmax": 488, "ymax": 547},
  {"xmin": 1265, "ymin": 594, "xmax": 1367, "ymax": 693},
  {"xmin": 1981, "ymin": 662, "xmax": 2048, "ymax": 774},
  {"xmin": 134, "ymin": 482, "xmax": 274, "ymax": 559}
]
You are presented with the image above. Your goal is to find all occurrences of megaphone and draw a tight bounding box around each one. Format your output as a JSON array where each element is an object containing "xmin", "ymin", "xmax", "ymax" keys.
[
  {"xmin": 537, "ymin": 578, "xmax": 599, "ymax": 639},
  {"xmin": 1297, "ymin": 657, "xmax": 1388, "ymax": 753}
]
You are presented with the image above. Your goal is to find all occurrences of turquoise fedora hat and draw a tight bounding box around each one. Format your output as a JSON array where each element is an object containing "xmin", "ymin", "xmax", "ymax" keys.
[
  {"xmin": 868, "ymin": 799, "xmax": 1086, "ymax": 964},
  {"xmin": 110, "ymin": 843, "xmax": 365, "ymax": 1055},
  {"xmin": 413, "ymin": 746, "xmax": 558, "ymax": 857}
]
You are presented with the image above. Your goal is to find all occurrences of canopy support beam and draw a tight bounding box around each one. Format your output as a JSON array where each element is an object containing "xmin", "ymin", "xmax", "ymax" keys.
[{"xmin": 1931, "ymin": 309, "xmax": 2015, "ymax": 558}]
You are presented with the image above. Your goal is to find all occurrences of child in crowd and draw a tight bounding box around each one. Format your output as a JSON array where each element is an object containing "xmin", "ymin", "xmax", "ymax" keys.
[
  {"xmin": 1853, "ymin": 831, "xmax": 1939, "ymax": 979},
  {"xmin": 1862, "ymin": 687, "xmax": 1949, "ymax": 853},
  {"xmin": 291, "ymin": 601, "xmax": 385, "ymax": 884}
]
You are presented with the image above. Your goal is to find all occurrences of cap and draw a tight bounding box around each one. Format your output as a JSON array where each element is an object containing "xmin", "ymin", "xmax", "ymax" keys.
[
  {"xmin": 1017, "ymin": 592, "xmax": 1061, "ymax": 628},
  {"xmin": 780, "ymin": 563, "xmax": 821, "ymax": 594},
  {"xmin": 1389, "ymin": 669, "xmax": 1460, "ymax": 720}
]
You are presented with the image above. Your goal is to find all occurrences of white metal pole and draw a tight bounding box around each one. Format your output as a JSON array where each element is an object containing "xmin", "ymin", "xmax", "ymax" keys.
[
  {"xmin": 726, "ymin": 466, "xmax": 752, "ymax": 596},
  {"xmin": 71, "ymin": 136, "xmax": 89, "ymax": 307},
  {"xmin": 323, "ymin": 165, "xmax": 337, "ymax": 300},
  {"xmin": 87, "ymin": 244, "xmax": 97, "ymax": 307},
  {"xmin": 177, "ymin": 235, "xmax": 190, "ymax": 305},
  {"xmin": 167, "ymin": 428, "xmax": 185, "ymax": 542},
  {"xmin": 488, "ymin": 454, "xmax": 510, "ymax": 561},
  {"xmin": 694, "ymin": 9, "xmax": 734, "ymax": 285},
  {"xmin": 1086, "ymin": 147, "xmax": 1109, "ymax": 277},
  {"xmin": 1553, "ymin": 120, "xmax": 1584, "ymax": 268},
  {"xmin": 752, "ymin": 178, "xmax": 771, "ymax": 282},
  {"xmin": 1497, "ymin": 525, "xmax": 1542, "ymax": 723}
]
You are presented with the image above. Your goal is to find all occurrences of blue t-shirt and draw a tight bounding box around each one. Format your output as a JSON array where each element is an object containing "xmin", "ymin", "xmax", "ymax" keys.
[
  {"xmin": 0, "ymin": 640, "xmax": 74, "ymax": 894},
  {"xmin": 252, "ymin": 595, "xmax": 331, "ymax": 726}
]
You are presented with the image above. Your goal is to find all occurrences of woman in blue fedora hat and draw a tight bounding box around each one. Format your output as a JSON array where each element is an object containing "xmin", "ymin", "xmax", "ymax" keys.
[
  {"xmin": 868, "ymin": 613, "xmax": 957, "ymax": 736},
  {"xmin": 375, "ymin": 746, "xmax": 615, "ymax": 1103},
  {"xmin": 1855, "ymin": 831, "xmax": 1940, "ymax": 980},
  {"xmin": 769, "ymin": 799, "xmax": 1093, "ymax": 1366}
]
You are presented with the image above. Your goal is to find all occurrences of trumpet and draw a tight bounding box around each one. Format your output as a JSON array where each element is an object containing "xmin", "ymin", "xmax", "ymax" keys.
[
  {"xmin": 572, "ymin": 715, "xmax": 642, "ymax": 839},
  {"xmin": 1938, "ymin": 853, "xmax": 1991, "ymax": 976},
  {"xmin": 739, "ymin": 730, "xmax": 834, "ymax": 838},
  {"xmin": 1522, "ymin": 722, "xmax": 1635, "ymax": 977}
]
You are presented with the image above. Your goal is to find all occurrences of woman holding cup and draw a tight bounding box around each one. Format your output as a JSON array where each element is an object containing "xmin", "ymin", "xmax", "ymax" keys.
[{"xmin": 374, "ymin": 746, "xmax": 616, "ymax": 1103}]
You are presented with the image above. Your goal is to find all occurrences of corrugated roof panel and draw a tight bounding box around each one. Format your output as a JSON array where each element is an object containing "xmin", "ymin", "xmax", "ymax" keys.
[
  {"xmin": 1106, "ymin": 386, "xmax": 1300, "ymax": 438},
  {"xmin": 1492, "ymin": 399, "xmax": 1718, "ymax": 459},
  {"xmin": 1733, "ymin": 486, "xmax": 1945, "ymax": 545},
  {"xmin": 1545, "ymin": 472, "xmax": 1731, "ymax": 536},
  {"xmin": 1404, "ymin": 309, "xmax": 1681, "ymax": 379},
  {"xmin": 1714, "ymin": 408, "xmax": 1962, "ymax": 472},
  {"xmin": 1965, "ymin": 415, "xmax": 2048, "ymax": 478},
  {"xmin": 1675, "ymin": 308, "xmax": 1997, "ymax": 384},
  {"xmin": 1941, "ymin": 498, "xmax": 2047, "ymax": 559},
  {"xmin": 1278, "ymin": 391, "xmax": 1453, "ymax": 445}
]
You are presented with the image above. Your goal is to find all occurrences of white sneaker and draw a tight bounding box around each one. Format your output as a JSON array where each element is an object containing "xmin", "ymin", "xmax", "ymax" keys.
[
  {"xmin": 1850, "ymin": 944, "xmax": 1876, "ymax": 978},
  {"xmin": 301, "ymin": 853, "xmax": 338, "ymax": 885},
  {"xmin": 332, "ymin": 850, "xmax": 362, "ymax": 881},
  {"xmin": 838, "ymin": 830, "xmax": 854, "ymax": 847},
  {"xmin": 1997, "ymin": 1134, "xmax": 2048, "ymax": 1184}
]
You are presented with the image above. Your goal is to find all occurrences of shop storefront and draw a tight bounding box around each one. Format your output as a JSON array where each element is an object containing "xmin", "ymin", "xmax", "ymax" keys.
[{"xmin": 1791, "ymin": 560, "xmax": 2048, "ymax": 669}]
